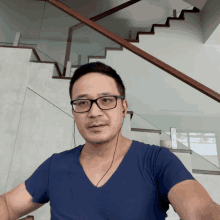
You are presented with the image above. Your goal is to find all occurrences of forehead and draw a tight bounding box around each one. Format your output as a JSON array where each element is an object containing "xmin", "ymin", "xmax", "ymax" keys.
[{"xmin": 72, "ymin": 73, "xmax": 118, "ymax": 98}]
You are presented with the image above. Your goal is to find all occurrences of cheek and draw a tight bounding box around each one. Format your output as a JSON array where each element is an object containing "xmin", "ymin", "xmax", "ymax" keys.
[
  {"xmin": 74, "ymin": 118, "xmax": 86, "ymax": 132},
  {"xmin": 111, "ymin": 116, "xmax": 123, "ymax": 129}
]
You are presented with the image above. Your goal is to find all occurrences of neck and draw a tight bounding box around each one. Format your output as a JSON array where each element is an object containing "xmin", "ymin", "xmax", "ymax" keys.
[{"xmin": 81, "ymin": 132, "xmax": 127, "ymax": 161}]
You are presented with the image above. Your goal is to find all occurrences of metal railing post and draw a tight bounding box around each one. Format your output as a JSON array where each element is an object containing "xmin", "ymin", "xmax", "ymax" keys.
[
  {"xmin": 128, "ymin": 30, "xmax": 132, "ymax": 39},
  {"xmin": 78, "ymin": 54, "xmax": 81, "ymax": 65},
  {"xmin": 13, "ymin": 32, "xmax": 21, "ymax": 46},
  {"xmin": 173, "ymin": 9, "xmax": 177, "ymax": 17},
  {"xmin": 171, "ymin": 127, "xmax": 177, "ymax": 149},
  {"xmin": 66, "ymin": 61, "xmax": 72, "ymax": 77}
]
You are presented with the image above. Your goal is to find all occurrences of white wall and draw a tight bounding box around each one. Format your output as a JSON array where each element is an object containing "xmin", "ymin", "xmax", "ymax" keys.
[
  {"xmin": 199, "ymin": 0, "xmax": 220, "ymax": 44},
  {"xmin": 182, "ymin": 0, "xmax": 207, "ymax": 10},
  {"xmin": 0, "ymin": 47, "xmax": 79, "ymax": 219}
]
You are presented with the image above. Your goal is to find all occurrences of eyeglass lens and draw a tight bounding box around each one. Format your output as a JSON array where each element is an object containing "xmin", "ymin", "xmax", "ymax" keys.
[{"xmin": 72, "ymin": 96, "xmax": 116, "ymax": 113}]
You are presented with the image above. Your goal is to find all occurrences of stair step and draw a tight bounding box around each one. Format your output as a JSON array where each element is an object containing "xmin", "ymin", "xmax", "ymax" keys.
[
  {"xmin": 131, "ymin": 128, "xmax": 161, "ymax": 134},
  {"xmin": 183, "ymin": 9, "xmax": 200, "ymax": 13},
  {"xmin": 192, "ymin": 169, "xmax": 220, "ymax": 175},
  {"xmin": 169, "ymin": 148, "xmax": 192, "ymax": 154},
  {"xmin": 153, "ymin": 24, "xmax": 170, "ymax": 27},
  {"xmin": 168, "ymin": 17, "xmax": 185, "ymax": 21},
  {"xmin": 137, "ymin": 32, "xmax": 154, "ymax": 35}
]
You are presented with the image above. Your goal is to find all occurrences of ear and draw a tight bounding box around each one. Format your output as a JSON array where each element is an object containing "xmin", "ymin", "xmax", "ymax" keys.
[{"xmin": 122, "ymin": 99, "xmax": 128, "ymax": 115}]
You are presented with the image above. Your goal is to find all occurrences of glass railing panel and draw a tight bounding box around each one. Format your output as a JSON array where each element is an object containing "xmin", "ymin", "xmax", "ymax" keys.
[
  {"xmin": 125, "ymin": 77, "xmax": 220, "ymax": 170},
  {"xmin": 0, "ymin": 0, "xmax": 45, "ymax": 46},
  {"xmin": 35, "ymin": 1, "xmax": 73, "ymax": 72},
  {"xmin": 34, "ymin": 48, "xmax": 66, "ymax": 77},
  {"xmin": 165, "ymin": 131, "xmax": 220, "ymax": 170},
  {"xmin": 33, "ymin": 1, "xmax": 121, "ymax": 71},
  {"xmin": 69, "ymin": 23, "xmax": 119, "ymax": 66},
  {"xmin": 129, "ymin": 111, "xmax": 220, "ymax": 171}
]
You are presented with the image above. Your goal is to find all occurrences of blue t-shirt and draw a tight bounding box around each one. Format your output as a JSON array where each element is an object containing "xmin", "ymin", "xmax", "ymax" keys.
[{"xmin": 25, "ymin": 140, "xmax": 195, "ymax": 220}]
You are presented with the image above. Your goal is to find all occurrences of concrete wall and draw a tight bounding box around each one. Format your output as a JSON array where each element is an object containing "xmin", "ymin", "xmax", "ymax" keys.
[
  {"xmin": 199, "ymin": 0, "xmax": 220, "ymax": 44},
  {"xmin": 182, "ymin": 0, "xmax": 207, "ymax": 10},
  {"xmin": 0, "ymin": 47, "xmax": 82, "ymax": 219}
]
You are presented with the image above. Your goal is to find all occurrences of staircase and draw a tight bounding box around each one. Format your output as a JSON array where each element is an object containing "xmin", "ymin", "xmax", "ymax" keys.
[
  {"xmin": 0, "ymin": 3, "xmax": 220, "ymax": 220},
  {"xmin": 58, "ymin": 7, "xmax": 200, "ymax": 77}
]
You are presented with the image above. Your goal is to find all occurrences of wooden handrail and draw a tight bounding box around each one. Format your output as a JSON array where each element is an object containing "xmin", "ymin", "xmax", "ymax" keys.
[
  {"xmin": 48, "ymin": 0, "xmax": 220, "ymax": 104},
  {"xmin": 63, "ymin": 0, "xmax": 141, "ymax": 75}
]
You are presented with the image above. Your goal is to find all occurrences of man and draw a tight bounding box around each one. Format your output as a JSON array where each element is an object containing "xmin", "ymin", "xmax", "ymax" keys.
[{"xmin": 2, "ymin": 62, "xmax": 218, "ymax": 220}]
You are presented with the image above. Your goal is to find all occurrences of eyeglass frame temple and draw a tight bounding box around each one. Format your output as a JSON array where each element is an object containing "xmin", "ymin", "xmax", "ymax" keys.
[{"xmin": 70, "ymin": 95, "xmax": 124, "ymax": 113}]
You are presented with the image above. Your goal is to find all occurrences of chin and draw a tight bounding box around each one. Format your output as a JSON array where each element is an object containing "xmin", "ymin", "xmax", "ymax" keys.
[
  {"xmin": 84, "ymin": 132, "xmax": 113, "ymax": 144},
  {"xmin": 85, "ymin": 137, "xmax": 110, "ymax": 145}
]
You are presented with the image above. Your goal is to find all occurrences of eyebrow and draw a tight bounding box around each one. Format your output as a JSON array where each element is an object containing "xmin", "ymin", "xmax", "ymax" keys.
[{"xmin": 74, "ymin": 92, "xmax": 113, "ymax": 100}]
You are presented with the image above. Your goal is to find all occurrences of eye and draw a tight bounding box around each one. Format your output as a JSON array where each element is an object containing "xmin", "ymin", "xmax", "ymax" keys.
[
  {"xmin": 103, "ymin": 98, "xmax": 110, "ymax": 102},
  {"xmin": 75, "ymin": 100, "xmax": 89, "ymax": 106}
]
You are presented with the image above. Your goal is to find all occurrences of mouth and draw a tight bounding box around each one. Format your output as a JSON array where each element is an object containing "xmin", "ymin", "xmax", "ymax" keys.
[{"xmin": 89, "ymin": 125, "xmax": 106, "ymax": 130}]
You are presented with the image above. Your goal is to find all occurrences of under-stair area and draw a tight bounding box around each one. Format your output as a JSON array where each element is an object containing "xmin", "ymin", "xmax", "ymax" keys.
[{"xmin": 1, "ymin": 0, "xmax": 220, "ymax": 219}]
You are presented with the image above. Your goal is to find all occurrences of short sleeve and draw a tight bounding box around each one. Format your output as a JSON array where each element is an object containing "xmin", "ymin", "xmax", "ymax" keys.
[
  {"xmin": 25, "ymin": 154, "xmax": 54, "ymax": 204},
  {"xmin": 155, "ymin": 147, "xmax": 196, "ymax": 204}
]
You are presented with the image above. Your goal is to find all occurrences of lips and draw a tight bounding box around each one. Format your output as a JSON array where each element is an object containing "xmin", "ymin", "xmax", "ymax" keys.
[
  {"xmin": 89, "ymin": 125, "xmax": 106, "ymax": 130},
  {"xmin": 89, "ymin": 124, "xmax": 106, "ymax": 128}
]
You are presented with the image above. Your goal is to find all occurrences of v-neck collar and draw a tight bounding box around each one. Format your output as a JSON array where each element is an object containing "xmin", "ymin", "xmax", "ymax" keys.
[{"xmin": 77, "ymin": 140, "xmax": 134, "ymax": 189}]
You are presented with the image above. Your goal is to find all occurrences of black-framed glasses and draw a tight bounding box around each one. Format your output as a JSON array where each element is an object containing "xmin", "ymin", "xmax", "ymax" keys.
[{"xmin": 70, "ymin": 95, "xmax": 124, "ymax": 113}]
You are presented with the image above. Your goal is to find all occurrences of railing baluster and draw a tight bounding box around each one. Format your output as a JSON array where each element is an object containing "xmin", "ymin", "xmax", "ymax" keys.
[
  {"xmin": 66, "ymin": 61, "xmax": 72, "ymax": 77},
  {"xmin": 13, "ymin": 32, "xmax": 21, "ymax": 46},
  {"xmin": 171, "ymin": 127, "xmax": 177, "ymax": 149},
  {"xmin": 173, "ymin": 9, "xmax": 177, "ymax": 17}
]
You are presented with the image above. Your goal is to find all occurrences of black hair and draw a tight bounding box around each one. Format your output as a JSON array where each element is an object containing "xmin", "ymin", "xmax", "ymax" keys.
[{"xmin": 69, "ymin": 62, "xmax": 125, "ymax": 102}]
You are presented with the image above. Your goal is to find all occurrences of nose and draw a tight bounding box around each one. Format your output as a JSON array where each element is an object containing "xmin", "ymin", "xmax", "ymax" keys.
[{"xmin": 89, "ymin": 100, "xmax": 102, "ymax": 113}]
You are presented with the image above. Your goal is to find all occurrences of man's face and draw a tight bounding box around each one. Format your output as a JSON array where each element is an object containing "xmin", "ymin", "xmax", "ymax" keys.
[{"xmin": 71, "ymin": 72, "xmax": 127, "ymax": 145}]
